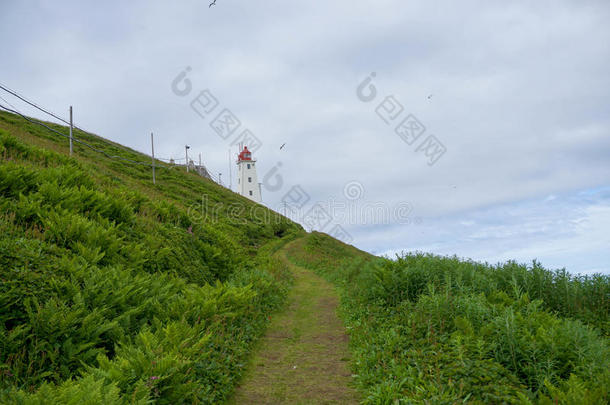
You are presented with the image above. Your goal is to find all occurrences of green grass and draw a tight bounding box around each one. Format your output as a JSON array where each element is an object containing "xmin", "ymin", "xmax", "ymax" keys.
[
  {"xmin": 288, "ymin": 233, "xmax": 610, "ymax": 404},
  {"xmin": 0, "ymin": 110, "xmax": 304, "ymax": 403}
]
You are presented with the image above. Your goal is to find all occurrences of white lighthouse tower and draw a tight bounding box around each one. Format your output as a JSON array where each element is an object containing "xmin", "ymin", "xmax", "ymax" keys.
[{"xmin": 237, "ymin": 146, "xmax": 262, "ymax": 203}]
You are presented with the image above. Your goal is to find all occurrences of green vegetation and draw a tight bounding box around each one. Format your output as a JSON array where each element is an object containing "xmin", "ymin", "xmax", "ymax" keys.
[
  {"xmin": 0, "ymin": 110, "xmax": 303, "ymax": 403},
  {"xmin": 1, "ymin": 108, "xmax": 609, "ymax": 404},
  {"xmin": 287, "ymin": 233, "xmax": 609, "ymax": 404}
]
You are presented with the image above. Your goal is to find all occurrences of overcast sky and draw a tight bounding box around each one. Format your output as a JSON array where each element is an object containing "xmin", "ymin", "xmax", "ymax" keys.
[{"xmin": 1, "ymin": 0, "xmax": 609, "ymax": 274}]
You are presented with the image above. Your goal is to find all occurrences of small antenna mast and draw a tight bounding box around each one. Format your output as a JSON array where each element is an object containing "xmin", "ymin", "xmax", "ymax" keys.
[{"xmin": 228, "ymin": 148, "xmax": 233, "ymax": 191}]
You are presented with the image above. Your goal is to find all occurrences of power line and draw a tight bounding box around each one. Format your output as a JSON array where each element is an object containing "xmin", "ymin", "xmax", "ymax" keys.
[
  {"xmin": 0, "ymin": 93, "xmax": 18, "ymax": 110},
  {"xmin": 0, "ymin": 102, "xmax": 166, "ymax": 169},
  {"xmin": 0, "ymin": 85, "xmax": 198, "ymax": 168},
  {"xmin": 0, "ymin": 102, "xmax": 225, "ymax": 186},
  {"xmin": 0, "ymin": 85, "xmax": 225, "ymax": 187},
  {"xmin": 0, "ymin": 83, "xmax": 71, "ymax": 126},
  {"xmin": 0, "ymin": 83, "xmax": 157, "ymax": 159}
]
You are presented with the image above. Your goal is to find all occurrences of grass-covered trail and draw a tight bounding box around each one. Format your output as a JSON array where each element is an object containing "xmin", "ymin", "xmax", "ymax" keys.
[{"xmin": 229, "ymin": 243, "xmax": 359, "ymax": 404}]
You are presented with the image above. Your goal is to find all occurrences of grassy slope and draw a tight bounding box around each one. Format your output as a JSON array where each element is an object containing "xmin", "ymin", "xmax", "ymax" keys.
[
  {"xmin": 0, "ymin": 110, "xmax": 304, "ymax": 403},
  {"xmin": 288, "ymin": 232, "xmax": 609, "ymax": 404}
]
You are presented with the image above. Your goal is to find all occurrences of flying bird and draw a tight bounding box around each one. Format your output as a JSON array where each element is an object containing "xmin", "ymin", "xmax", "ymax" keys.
[
  {"xmin": 209, "ymin": 0, "xmax": 217, "ymax": 7},
  {"xmin": 427, "ymin": 94, "xmax": 433, "ymax": 100},
  {"xmin": 279, "ymin": 143, "xmax": 286, "ymax": 150}
]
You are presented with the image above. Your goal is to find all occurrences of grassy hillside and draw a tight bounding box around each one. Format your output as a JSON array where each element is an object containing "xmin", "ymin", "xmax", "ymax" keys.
[
  {"xmin": 287, "ymin": 233, "xmax": 609, "ymax": 404},
  {"xmin": 0, "ymin": 109, "xmax": 303, "ymax": 403}
]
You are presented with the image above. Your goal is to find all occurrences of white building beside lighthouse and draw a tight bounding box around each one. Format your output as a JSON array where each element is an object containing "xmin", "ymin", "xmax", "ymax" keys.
[{"xmin": 237, "ymin": 146, "xmax": 262, "ymax": 203}]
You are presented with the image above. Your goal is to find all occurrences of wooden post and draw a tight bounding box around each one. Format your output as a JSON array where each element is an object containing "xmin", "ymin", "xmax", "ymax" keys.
[
  {"xmin": 185, "ymin": 145, "xmax": 190, "ymax": 173},
  {"xmin": 69, "ymin": 106, "xmax": 73, "ymax": 156},
  {"xmin": 151, "ymin": 132, "xmax": 156, "ymax": 184}
]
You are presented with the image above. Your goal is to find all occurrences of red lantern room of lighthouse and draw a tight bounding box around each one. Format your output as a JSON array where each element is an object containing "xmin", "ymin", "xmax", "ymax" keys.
[
  {"xmin": 238, "ymin": 146, "xmax": 253, "ymax": 162},
  {"xmin": 236, "ymin": 146, "xmax": 261, "ymax": 203}
]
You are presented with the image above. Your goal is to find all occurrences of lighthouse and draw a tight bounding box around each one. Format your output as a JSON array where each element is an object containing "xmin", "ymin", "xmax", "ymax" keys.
[{"xmin": 237, "ymin": 146, "xmax": 262, "ymax": 203}]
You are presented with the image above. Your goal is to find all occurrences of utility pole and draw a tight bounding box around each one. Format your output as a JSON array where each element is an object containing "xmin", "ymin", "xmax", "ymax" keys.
[
  {"xmin": 218, "ymin": 172, "xmax": 222, "ymax": 185},
  {"xmin": 185, "ymin": 145, "xmax": 190, "ymax": 172},
  {"xmin": 151, "ymin": 132, "xmax": 156, "ymax": 185},
  {"xmin": 69, "ymin": 106, "xmax": 73, "ymax": 156}
]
